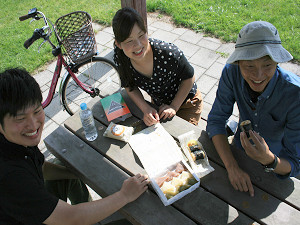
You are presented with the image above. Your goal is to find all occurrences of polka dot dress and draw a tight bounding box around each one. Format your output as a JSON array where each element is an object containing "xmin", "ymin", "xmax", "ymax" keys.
[{"xmin": 117, "ymin": 38, "xmax": 197, "ymax": 106}]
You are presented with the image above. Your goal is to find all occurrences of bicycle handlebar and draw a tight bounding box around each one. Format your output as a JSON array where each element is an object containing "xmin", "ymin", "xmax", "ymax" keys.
[
  {"xmin": 19, "ymin": 14, "xmax": 31, "ymax": 21},
  {"xmin": 19, "ymin": 7, "xmax": 38, "ymax": 21},
  {"xmin": 19, "ymin": 8, "xmax": 57, "ymax": 50},
  {"xmin": 24, "ymin": 29, "xmax": 42, "ymax": 49}
]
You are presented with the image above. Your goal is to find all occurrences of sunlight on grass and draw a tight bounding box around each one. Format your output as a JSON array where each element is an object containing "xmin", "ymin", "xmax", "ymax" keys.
[
  {"xmin": 0, "ymin": 0, "xmax": 299, "ymax": 73},
  {"xmin": 147, "ymin": 0, "xmax": 299, "ymax": 62}
]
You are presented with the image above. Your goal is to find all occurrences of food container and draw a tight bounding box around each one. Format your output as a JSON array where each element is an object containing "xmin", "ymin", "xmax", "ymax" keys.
[
  {"xmin": 178, "ymin": 131, "xmax": 214, "ymax": 178},
  {"xmin": 129, "ymin": 123, "xmax": 200, "ymax": 206}
]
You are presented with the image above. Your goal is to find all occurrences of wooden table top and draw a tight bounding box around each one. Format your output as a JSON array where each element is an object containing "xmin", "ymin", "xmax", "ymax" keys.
[{"xmin": 44, "ymin": 91, "xmax": 300, "ymax": 225}]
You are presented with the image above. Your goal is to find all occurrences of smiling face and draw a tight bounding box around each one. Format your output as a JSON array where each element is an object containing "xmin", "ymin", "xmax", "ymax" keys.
[
  {"xmin": 239, "ymin": 56, "xmax": 277, "ymax": 93},
  {"xmin": 115, "ymin": 23, "xmax": 149, "ymax": 62},
  {"xmin": 0, "ymin": 104, "xmax": 45, "ymax": 147}
]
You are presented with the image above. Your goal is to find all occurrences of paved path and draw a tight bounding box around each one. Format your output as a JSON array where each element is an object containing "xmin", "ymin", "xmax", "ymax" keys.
[{"xmin": 33, "ymin": 12, "xmax": 299, "ymax": 224}]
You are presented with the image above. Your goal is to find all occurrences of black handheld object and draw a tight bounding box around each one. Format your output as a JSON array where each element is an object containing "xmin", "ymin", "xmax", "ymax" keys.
[
  {"xmin": 24, "ymin": 29, "xmax": 42, "ymax": 49},
  {"xmin": 240, "ymin": 120, "xmax": 253, "ymax": 138},
  {"xmin": 19, "ymin": 8, "xmax": 38, "ymax": 21}
]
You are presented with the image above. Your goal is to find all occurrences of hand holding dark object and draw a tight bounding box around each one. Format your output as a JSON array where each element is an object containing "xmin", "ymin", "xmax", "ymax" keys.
[{"xmin": 240, "ymin": 130, "xmax": 274, "ymax": 165}]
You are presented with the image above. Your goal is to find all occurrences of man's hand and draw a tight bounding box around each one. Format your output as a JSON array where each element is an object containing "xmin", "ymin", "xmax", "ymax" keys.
[
  {"xmin": 120, "ymin": 174, "xmax": 149, "ymax": 203},
  {"xmin": 240, "ymin": 130, "xmax": 275, "ymax": 165},
  {"xmin": 158, "ymin": 104, "xmax": 176, "ymax": 120},
  {"xmin": 227, "ymin": 164, "xmax": 254, "ymax": 197},
  {"xmin": 142, "ymin": 106, "xmax": 160, "ymax": 126}
]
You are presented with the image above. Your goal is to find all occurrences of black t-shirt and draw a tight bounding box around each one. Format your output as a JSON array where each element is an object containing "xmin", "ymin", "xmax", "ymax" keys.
[
  {"xmin": 114, "ymin": 38, "xmax": 197, "ymax": 106},
  {"xmin": 0, "ymin": 134, "xmax": 58, "ymax": 224}
]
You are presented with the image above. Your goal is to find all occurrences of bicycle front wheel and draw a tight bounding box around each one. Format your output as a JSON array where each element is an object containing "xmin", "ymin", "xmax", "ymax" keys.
[{"xmin": 61, "ymin": 56, "xmax": 120, "ymax": 115}]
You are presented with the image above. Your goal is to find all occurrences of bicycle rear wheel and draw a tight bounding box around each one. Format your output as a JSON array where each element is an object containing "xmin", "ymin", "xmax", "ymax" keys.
[{"xmin": 61, "ymin": 56, "xmax": 120, "ymax": 115}]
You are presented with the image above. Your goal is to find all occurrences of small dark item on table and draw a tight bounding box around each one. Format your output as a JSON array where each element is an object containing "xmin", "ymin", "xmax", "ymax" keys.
[{"xmin": 191, "ymin": 150, "xmax": 206, "ymax": 161}]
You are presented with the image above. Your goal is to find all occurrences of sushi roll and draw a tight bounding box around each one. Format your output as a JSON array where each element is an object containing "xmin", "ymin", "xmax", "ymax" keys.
[
  {"xmin": 191, "ymin": 150, "xmax": 206, "ymax": 161},
  {"xmin": 240, "ymin": 120, "xmax": 253, "ymax": 138}
]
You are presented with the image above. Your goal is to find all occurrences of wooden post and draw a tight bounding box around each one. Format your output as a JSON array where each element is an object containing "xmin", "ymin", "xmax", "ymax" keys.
[{"xmin": 121, "ymin": 0, "xmax": 148, "ymax": 30}]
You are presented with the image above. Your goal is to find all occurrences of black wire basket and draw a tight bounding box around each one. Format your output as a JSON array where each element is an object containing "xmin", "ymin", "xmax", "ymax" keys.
[{"xmin": 54, "ymin": 11, "xmax": 97, "ymax": 63}]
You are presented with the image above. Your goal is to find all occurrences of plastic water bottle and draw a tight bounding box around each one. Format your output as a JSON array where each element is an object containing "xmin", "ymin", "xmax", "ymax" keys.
[{"xmin": 79, "ymin": 103, "xmax": 98, "ymax": 141}]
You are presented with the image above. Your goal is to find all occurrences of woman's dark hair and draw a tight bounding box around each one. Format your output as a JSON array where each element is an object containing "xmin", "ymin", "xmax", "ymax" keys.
[
  {"xmin": 112, "ymin": 7, "xmax": 147, "ymax": 91},
  {"xmin": 0, "ymin": 68, "xmax": 42, "ymax": 126}
]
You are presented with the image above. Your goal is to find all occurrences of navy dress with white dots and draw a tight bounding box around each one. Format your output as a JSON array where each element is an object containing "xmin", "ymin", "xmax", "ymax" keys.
[{"xmin": 115, "ymin": 38, "xmax": 197, "ymax": 106}]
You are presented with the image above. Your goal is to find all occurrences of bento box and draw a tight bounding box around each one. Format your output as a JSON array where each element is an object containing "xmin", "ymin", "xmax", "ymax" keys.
[{"xmin": 129, "ymin": 123, "xmax": 200, "ymax": 206}]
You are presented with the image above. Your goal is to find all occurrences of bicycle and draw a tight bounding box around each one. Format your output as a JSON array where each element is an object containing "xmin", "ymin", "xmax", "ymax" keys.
[{"xmin": 19, "ymin": 8, "xmax": 120, "ymax": 115}]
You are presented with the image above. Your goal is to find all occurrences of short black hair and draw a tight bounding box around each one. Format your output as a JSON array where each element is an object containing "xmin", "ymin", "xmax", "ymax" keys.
[{"xmin": 0, "ymin": 68, "xmax": 42, "ymax": 126}]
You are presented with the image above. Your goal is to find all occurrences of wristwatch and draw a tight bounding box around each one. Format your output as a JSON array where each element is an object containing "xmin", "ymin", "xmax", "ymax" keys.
[{"xmin": 264, "ymin": 154, "xmax": 278, "ymax": 172}]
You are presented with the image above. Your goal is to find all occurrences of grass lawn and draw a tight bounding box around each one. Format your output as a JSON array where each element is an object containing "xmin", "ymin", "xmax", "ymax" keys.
[{"xmin": 0, "ymin": 0, "xmax": 299, "ymax": 73}]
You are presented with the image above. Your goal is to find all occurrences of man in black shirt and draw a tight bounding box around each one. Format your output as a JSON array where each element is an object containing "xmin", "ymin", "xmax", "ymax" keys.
[{"xmin": 0, "ymin": 68, "xmax": 149, "ymax": 224}]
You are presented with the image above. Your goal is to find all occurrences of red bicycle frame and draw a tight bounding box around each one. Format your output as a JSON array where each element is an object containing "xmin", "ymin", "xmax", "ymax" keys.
[{"xmin": 41, "ymin": 53, "xmax": 94, "ymax": 109}]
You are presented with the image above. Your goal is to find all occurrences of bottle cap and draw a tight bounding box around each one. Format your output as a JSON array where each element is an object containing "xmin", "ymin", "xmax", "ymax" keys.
[{"xmin": 80, "ymin": 103, "xmax": 87, "ymax": 110}]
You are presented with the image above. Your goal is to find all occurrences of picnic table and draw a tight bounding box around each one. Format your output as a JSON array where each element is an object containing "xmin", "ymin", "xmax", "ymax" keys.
[{"xmin": 44, "ymin": 90, "xmax": 300, "ymax": 225}]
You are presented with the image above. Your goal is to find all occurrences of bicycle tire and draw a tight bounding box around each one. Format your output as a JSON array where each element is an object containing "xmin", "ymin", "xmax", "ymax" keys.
[{"xmin": 61, "ymin": 56, "xmax": 120, "ymax": 115}]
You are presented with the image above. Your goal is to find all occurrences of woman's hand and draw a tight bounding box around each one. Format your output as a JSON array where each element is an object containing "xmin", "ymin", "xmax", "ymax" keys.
[
  {"xmin": 158, "ymin": 104, "xmax": 176, "ymax": 120},
  {"xmin": 142, "ymin": 105, "xmax": 160, "ymax": 126}
]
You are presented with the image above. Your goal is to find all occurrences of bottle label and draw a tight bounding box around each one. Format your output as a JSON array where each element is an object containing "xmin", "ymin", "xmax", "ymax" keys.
[{"xmin": 82, "ymin": 116, "xmax": 94, "ymax": 127}]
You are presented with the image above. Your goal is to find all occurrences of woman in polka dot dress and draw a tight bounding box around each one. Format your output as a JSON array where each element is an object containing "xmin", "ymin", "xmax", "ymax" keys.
[{"xmin": 112, "ymin": 7, "xmax": 203, "ymax": 126}]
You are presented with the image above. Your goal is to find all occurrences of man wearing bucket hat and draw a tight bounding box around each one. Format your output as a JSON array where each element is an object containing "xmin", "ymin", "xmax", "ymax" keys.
[{"xmin": 207, "ymin": 21, "xmax": 300, "ymax": 197}]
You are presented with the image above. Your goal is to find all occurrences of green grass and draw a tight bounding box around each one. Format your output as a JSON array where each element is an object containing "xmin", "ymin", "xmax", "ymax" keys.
[
  {"xmin": 0, "ymin": 0, "xmax": 121, "ymax": 73},
  {"xmin": 0, "ymin": 0, "xmax": 299, "ymax": 73},
  {"xmin": 147, "ymin": 0, "xmax": 299, "ymax": 62}
]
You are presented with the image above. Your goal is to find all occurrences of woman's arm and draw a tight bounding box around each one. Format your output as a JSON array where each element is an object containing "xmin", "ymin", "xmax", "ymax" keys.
[
  {"xmin": 170, "ymin": 75, "xmax": 195, "ymax": 111},
  {"xmin": 158, "ymin": 75, "xmax": 194, "ymax": 120},
  {"xmin": 125, "ymin": 87, "xmax": 159, "ymax": 126}
]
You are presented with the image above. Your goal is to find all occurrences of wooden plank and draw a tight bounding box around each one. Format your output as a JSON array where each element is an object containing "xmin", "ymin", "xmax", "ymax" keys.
[
  {"xmin": 64, "ymin": 114, "xmax": 145, "ymax": 177},
  {"xmin": 44, "ymin": 126, "xmax": 196, "ymax": 225},
  {"xmin": 201, "ymin": 161, "xmax": 300, "ymax": 225},
  {"xmin": 65, "ymin": 101, "xmax": 258, "ymax": 224}
]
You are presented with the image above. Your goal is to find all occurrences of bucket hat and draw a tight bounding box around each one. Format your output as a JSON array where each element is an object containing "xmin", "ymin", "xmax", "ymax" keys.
[{"xmin": 227, "ymin": 21, "xmax": 293, "ymax": 64}]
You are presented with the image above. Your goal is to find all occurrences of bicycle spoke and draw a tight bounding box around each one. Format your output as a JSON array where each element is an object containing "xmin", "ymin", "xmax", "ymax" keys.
[{"xmin": 61, "ymin": 57, "xmax": 120, "ymax": 115}]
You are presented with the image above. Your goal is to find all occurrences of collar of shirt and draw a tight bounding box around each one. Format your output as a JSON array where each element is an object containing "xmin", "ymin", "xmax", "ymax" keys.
[{"xmin": 0, "ymin": 133, "xmax": 40, "ymax": 161}]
